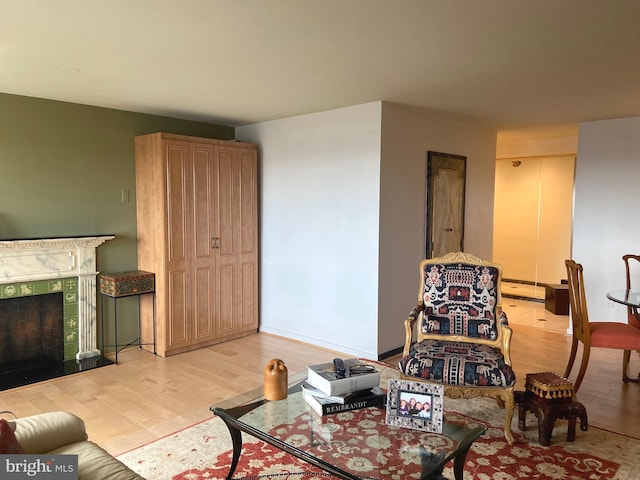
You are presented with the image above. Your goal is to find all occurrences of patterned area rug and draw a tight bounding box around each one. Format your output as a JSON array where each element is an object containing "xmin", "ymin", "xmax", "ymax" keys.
[{"xmin": 118, "ymin": 362, "xmax": 640, "ymax": 479}]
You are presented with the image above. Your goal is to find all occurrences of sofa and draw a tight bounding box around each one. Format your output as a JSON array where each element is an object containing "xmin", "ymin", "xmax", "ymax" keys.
[{"xmin": 9, "ymin": 411, "xmax": 144, "ymax": 479}]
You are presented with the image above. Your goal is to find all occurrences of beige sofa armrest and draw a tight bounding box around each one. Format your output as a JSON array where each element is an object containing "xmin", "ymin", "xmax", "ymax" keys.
[{"xmin": 14, "ymin": 411, "xmax": 88, "ymax": 454}]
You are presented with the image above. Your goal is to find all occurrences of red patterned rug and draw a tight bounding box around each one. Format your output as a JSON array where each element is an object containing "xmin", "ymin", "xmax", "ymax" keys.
[{"xmin": 118, "ymin": 363, "xmax": 640, "ymax": 479}]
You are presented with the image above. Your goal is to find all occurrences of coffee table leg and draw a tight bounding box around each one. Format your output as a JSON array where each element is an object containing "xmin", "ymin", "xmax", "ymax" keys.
[
  {"xmin": 452, "ymin": 446, "xmax": 473, "ymax": 480},
  {"xmin": 219, "ymin": 417, "xmax": 243, "ymax": 480}
]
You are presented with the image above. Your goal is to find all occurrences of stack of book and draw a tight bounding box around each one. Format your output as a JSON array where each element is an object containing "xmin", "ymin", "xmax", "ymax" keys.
[{"xmin": 302, "ymin": 358, "xmax": 386, "ymax": 416}]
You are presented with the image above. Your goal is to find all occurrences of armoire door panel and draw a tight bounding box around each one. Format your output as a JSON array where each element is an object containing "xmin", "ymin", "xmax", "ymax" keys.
[
  {"xmin": 194, "ymin": 267, "xmax": 215, "ymax": 340},
  {"xmin": 166, "ymin": 143, "xmax": 190, "ymax": 263},
  {"xmin": 216, "ymin": 148, "xmax": 237, "ymax": 257},
  {"xmin": 239, "ymin": 150, "xmax": 257, "ymax": 254},
  {"xmin": 217, "ymin": 263, "xmax": 236, "ymax": 335},
  {"xmin": 168, "ymin": 269, "xmax": 190, "ymax": 347},
  {"xmin": 192, "ymin": 144, "xmax": 215, "ymax": 259},
  {"xmin": 240, "ymin": 261, "xmax": 257, "ymax": 329}
]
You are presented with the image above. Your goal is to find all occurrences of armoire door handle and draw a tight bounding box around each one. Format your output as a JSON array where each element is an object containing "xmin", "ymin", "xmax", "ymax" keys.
[{"xmin": 211, "ymin": 237, "xmax": 220, "ymax": 249}]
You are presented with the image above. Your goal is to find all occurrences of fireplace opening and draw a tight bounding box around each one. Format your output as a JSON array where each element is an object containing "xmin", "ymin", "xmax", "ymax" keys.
[{"xmin": 0, "ymin": 293, "xmax": 113, "ymax": 391}]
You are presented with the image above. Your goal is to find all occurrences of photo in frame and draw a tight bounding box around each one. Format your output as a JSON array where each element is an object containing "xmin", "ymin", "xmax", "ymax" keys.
[{"xmin": 385, "ymin": 378, "xmax": 444, "ymax": 433}]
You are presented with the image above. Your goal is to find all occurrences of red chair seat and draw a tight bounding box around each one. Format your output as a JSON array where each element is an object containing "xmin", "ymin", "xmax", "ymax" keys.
[{"xmin": 590, "ymin": 322, "xmax": 640, "ymax": 350}]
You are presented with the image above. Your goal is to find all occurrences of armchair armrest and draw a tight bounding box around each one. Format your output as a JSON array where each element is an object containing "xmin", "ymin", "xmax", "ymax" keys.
[
  {"xmin": 498, "ymin": 310, "xmax": 513, "ymax": 366},
  {"xmin": 403, "ymin": 302, "xmax": 424, "ymax": 357},
  {"xmin": 14, "ymin": 411, "xmax": 88, "ymax": 454}
]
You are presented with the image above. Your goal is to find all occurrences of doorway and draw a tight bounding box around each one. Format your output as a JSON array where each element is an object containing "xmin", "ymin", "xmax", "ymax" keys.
[{"xmin": 493, "ymin": 155, "xmax": 575, "ymax": 288}]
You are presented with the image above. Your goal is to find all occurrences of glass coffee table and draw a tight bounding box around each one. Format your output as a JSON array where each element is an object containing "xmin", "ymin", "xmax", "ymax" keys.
[{"xmin": 211, "ymin": 382, "xmax": 485, "ymax": 480}]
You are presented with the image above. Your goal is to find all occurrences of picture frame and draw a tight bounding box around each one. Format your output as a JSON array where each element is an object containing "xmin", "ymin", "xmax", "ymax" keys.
[
  {"xmin": 385, "ymin": 378, "xmax": 444, "ymax": 433},
  {"xmin": 425, "ymin": 151, "xmax": 467, "ymax": 259}
]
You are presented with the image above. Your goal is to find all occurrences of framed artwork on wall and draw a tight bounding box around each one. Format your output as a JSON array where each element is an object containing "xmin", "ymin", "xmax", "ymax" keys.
[{"xmin": 425, "ymin": 151, "xmax": 467, "ymax": 258}]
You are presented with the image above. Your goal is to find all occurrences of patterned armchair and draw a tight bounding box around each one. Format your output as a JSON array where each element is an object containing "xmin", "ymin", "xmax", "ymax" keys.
[{"xmin": 398, "ymin": 252, "xmax": 516, "ymax": 444}]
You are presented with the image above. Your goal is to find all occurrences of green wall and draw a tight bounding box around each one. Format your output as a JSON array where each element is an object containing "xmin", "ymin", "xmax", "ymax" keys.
[{"xmin": 0, "ymin": 93, "xmax": 235, "ymax": 355}]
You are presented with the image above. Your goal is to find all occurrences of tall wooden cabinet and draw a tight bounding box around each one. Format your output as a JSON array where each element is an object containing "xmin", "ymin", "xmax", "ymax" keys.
[{"xmin": 135, "ymin": 133, "xmax": 258, "ymax": 357}]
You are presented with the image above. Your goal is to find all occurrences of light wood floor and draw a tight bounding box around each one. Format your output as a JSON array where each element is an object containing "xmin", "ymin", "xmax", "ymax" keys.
[{"xmin": 1, "ymin": 298, "xmax": 640, "ymax": 456}]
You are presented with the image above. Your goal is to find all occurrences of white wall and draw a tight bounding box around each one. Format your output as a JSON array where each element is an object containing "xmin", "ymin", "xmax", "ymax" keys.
[
  {"xmin": 378, "ymin": 103, "xmax": 498, "ymax": 355},
  {"xmin": 237, "ymin": 101, "xmax": 498, "ymax": 358},
  {"xmin": 573, "ymin": 117, "xmax": 640, "ymax": 323},
  {"xmin": 236, "ymin": 103, "xmax": 382, "ymax": 358}
]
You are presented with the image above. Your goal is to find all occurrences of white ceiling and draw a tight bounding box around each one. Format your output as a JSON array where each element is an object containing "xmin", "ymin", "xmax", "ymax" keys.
[{"xmin": 2, "ymin": 1, "xmax": 639, "ymax": 142}]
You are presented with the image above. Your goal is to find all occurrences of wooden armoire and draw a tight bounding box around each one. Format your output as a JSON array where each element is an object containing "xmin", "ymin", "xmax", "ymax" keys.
[{"xmin": 134, "ymin": 132, "xmax": 258, "ymax": 357}]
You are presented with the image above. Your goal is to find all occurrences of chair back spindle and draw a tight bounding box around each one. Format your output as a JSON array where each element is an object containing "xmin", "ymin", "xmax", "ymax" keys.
[
  {"xmin": 565, "ymin": 259, "xmax": 591, "ymax": 346},
  {"xmin": 623, "ymin": 254, "xmax": 640, "ymax": 330}
]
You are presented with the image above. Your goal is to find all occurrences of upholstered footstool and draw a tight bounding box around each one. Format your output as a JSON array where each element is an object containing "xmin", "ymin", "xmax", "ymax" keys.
[{"xmin": 515, "ymin": 372, "xmax": 588, "ymax": 446}]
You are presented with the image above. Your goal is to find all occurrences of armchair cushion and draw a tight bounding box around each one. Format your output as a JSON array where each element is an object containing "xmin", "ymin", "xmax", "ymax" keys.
[
  {"xmin": 399, "ymin": 339, "xmax": 516, "ymax": 388},
  {"xmin": 420, "ymin": 263, "xmax": 501, "ymax": 340}
]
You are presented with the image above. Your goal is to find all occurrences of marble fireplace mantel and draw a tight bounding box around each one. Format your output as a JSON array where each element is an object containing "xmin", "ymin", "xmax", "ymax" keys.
[{"xmin": 0, "ymin": 235, "xmax": 115, "ymax": 360}]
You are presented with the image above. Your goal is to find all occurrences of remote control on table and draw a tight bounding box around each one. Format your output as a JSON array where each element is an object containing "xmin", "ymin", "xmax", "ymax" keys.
[{"xmin": 333, "ymin": 358, "xmax": 347, "ymax": 378}]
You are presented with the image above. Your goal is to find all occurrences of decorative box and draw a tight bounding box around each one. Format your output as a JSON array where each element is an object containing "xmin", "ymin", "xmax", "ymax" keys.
[
  {"xmin": 99, "ymin": 270, "xmax": 155, "ymax": 297},
  {"xmin": 545, "ymin": 284, "xmax": 569, "ymax": 315},
  {"xmin": 525, "ymin": 372, "xmax": 574, "ymax": 404}
]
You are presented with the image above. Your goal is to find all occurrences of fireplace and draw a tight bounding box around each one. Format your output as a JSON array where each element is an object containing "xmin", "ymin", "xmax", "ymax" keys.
[
  {"xmin": 0, "ymin": 236, "xmax": 114, "ymax": 389},
  {"xmin": 0, "ymin": 293, "xmax": 64, "ymax": 364}
]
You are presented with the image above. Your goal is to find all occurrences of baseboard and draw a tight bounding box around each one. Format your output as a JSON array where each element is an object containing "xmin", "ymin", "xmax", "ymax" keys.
[
  {"xmin": 378, "ymin": 346, "xmax": 403, "ymax": 361},
  {"xmin": 502, "ymin": 278, "xmax": 546, "ymax": 303},
  {"xmin": 502, "ymin": 294, "xmax": 545, "ymax": 303},
  {"xmin": 503, "ymin": 278, "xmax": 546, "ymax": 287}
]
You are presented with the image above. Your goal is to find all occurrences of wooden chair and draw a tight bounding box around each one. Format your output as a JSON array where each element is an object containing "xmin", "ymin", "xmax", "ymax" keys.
[
  {"xmin": 564, "ymin": 259, "xmax": 640, "ymax": 392},
  {"xmin": 398, "ymin": 252, "xmax": 516, "ymax": 444},
  {"xmin": 622, "ymin": 254, "xmax": 640, "ymax": 382}
]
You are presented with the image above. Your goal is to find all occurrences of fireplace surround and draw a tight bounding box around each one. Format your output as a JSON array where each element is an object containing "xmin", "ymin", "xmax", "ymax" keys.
[{"xmin": 0, "ymin": 236, "xmax": 115, "ymax": 362}]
